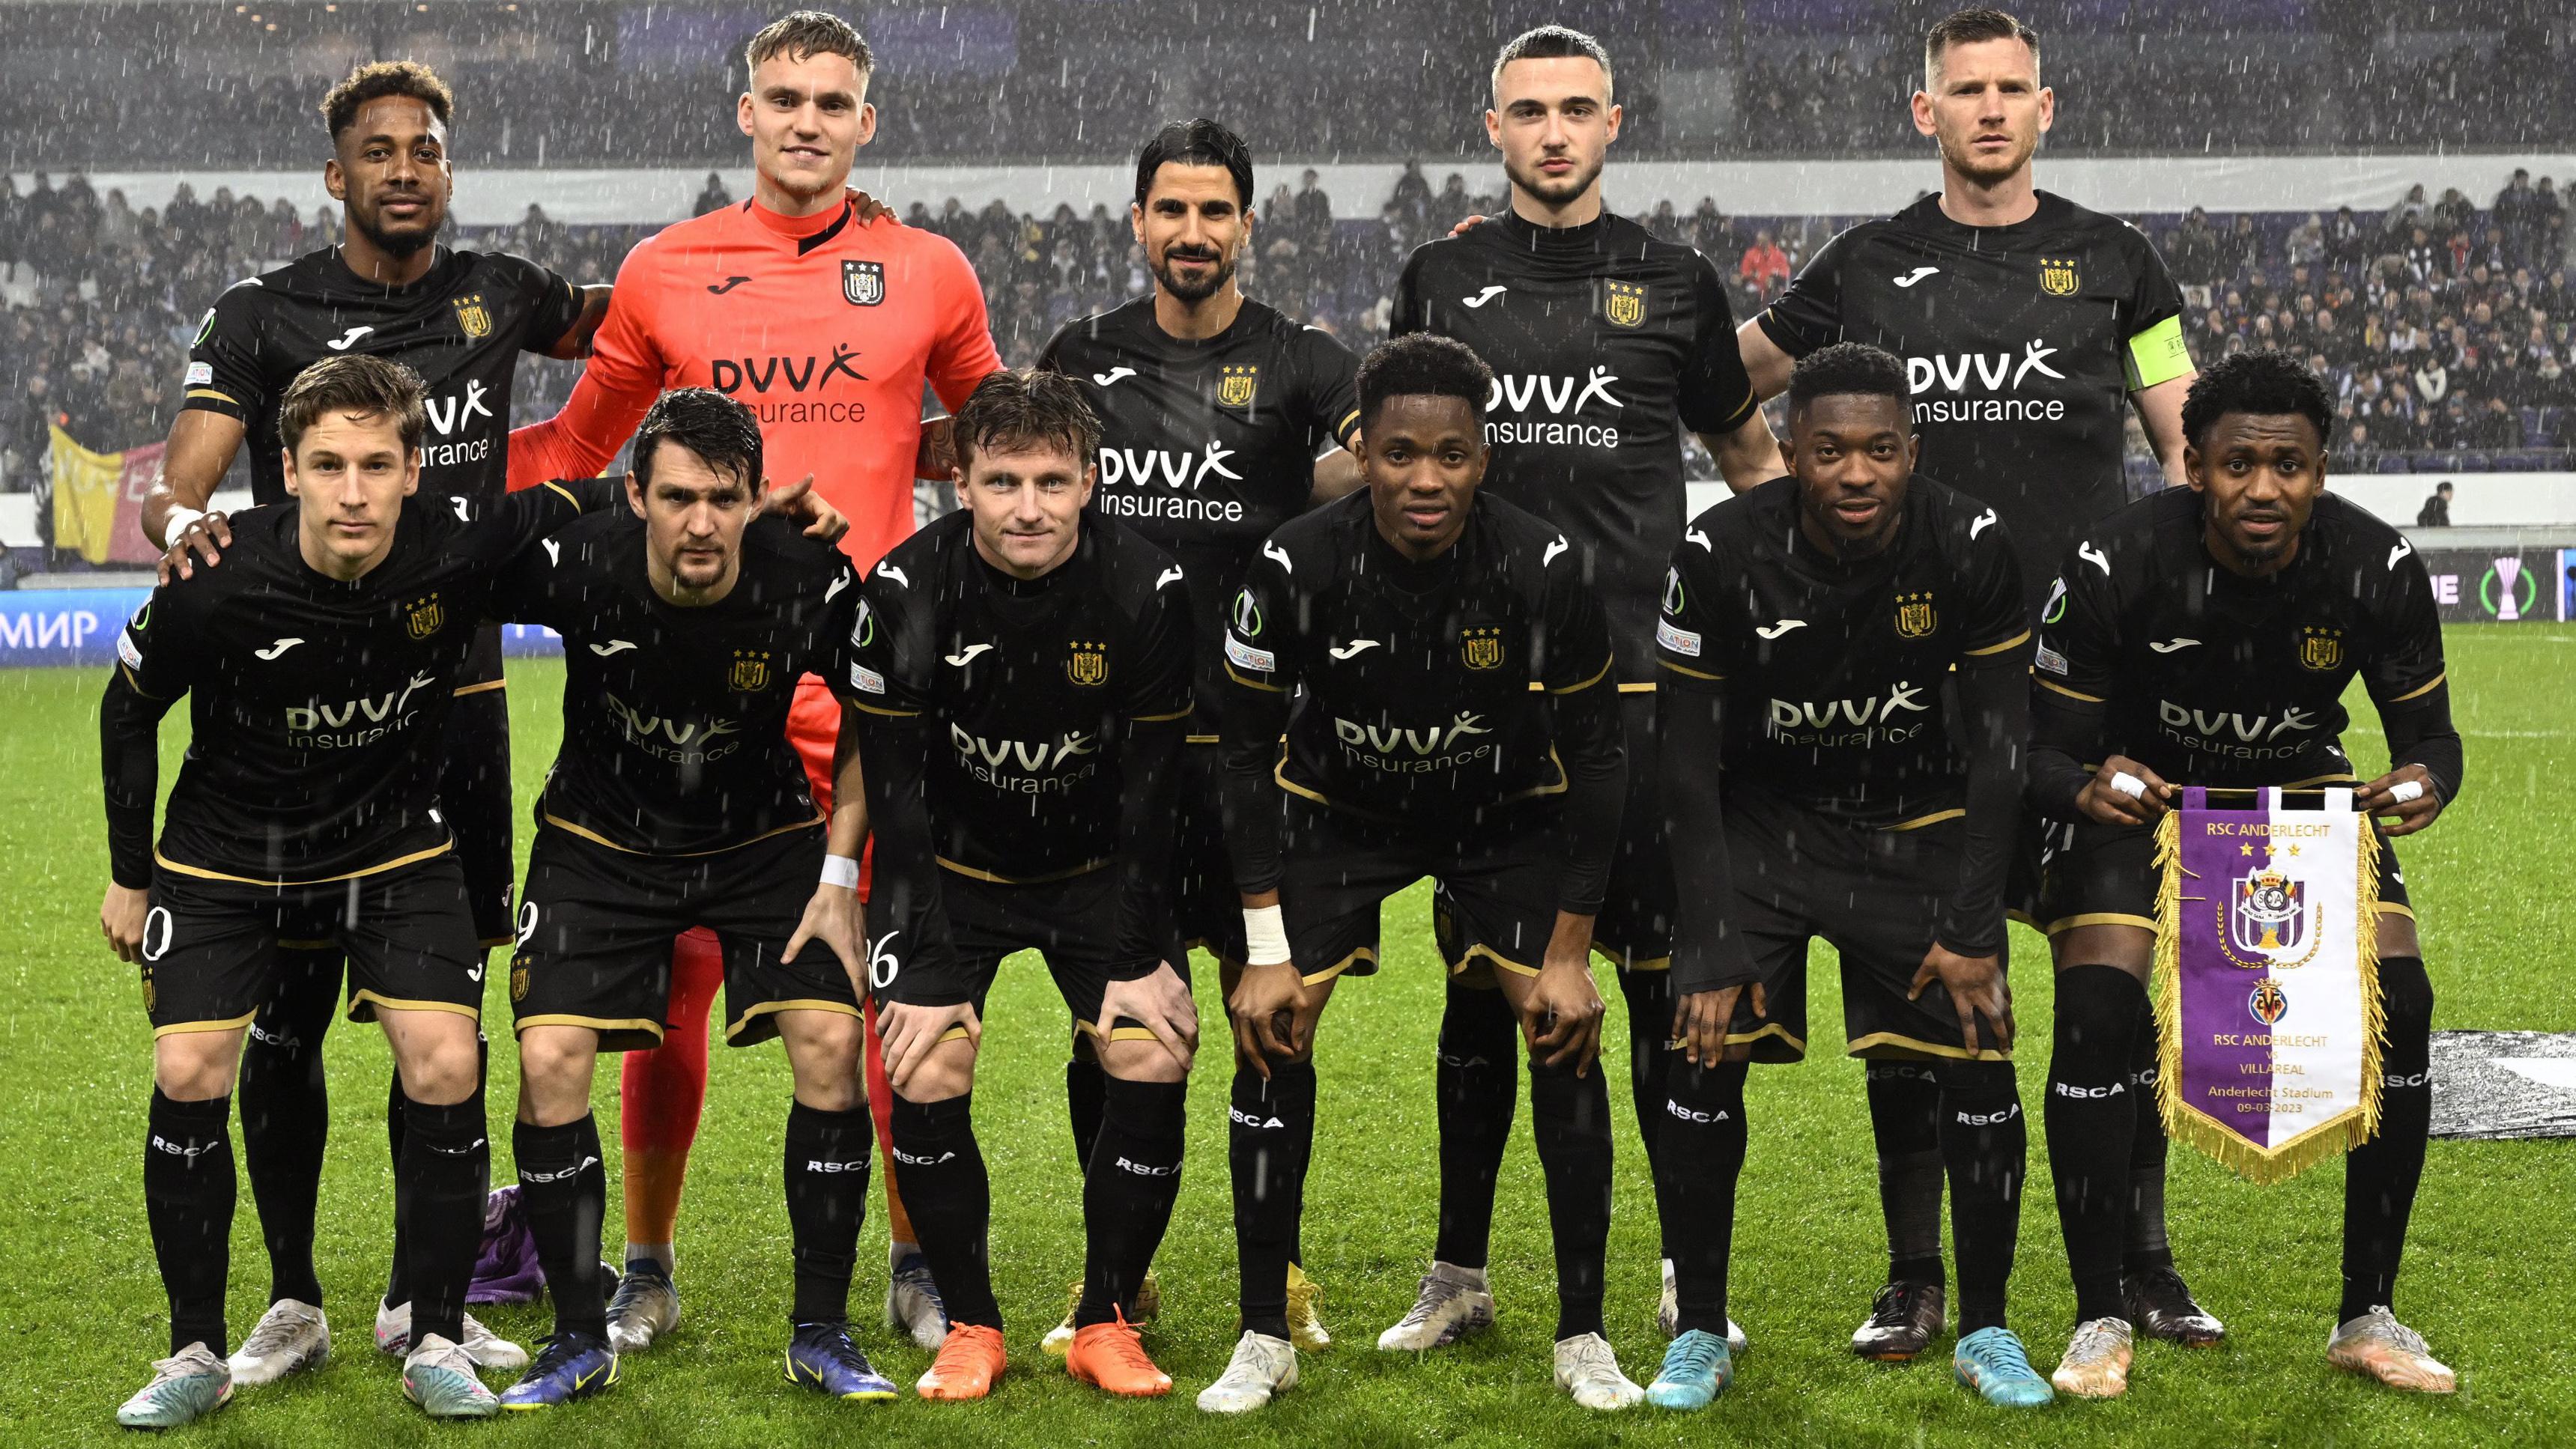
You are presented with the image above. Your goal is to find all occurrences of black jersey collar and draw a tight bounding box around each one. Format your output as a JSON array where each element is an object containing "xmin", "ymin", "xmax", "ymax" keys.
[
  {"xmin": 1491, "ymin": 207, "xmax": 1614, "ymax": 254},
  {"xmin": 1898, "ymin": 189, "xmax": 2071, "ymax": 246}
]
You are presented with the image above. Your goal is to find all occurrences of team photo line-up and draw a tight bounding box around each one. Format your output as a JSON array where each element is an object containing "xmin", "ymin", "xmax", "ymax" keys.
[{"xmin": 92, "ymin": 3, "xmax": 2465, "ymax": 1428}]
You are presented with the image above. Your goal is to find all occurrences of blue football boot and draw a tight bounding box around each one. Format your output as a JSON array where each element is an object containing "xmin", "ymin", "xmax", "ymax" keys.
[
  {"xmin": 497, "ymin": 1331, "xmax": 619, "ymax": 1410},
  {"xmin": 784, "ymin": 1322, "xmax": 898, "ymax": 1401}
]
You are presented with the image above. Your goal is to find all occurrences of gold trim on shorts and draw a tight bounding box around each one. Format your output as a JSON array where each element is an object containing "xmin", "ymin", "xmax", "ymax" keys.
[
  {"xmin": 1447, "ymin": 941, "xmax": 1539, "ymax": 978},
  {"xmin": 1847, "ymin": 1030, "xmax": 2013, "ymax": 1063},
  {"xmin": 1302, "ymin": 947, "xmax": 1375, "ymax": 986},
  {"xmin": 2043, "ymin": 911, "xmax": 2156, "ymax": 936},
  {"xmin": 725, "ymin": 997, "xmax": 863, "ymax": 1042},
  {"xmin": 348, "ymin": 990, "xmax": 479, "ymax": 1021},
  {"xmin": 1724, "ymin": 1021, "xmax": 1806, "ymax": 1053},
  {"xmin": 515, "ymin": 1013, "xmax": 667, "ymax": 1042},
  {"xmin": 151, "ymin": 1009, "xmax": 261, "ymax": 1039}
]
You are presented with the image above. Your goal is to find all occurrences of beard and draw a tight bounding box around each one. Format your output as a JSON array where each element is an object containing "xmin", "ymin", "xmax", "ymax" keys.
[
  {"xmin": 1936, "ymin": 126, "xmax": 2037, "ymax": 188},
  {"xmin": 1503, "ymin": 150, "xmax": 1604, "ymax": 211},
  {"xmin": 1151, "ymin": 246, "xmax": 1234, "ymax": 304},
  {"xmin": 351, "ymin": 199, "xmax": 438, "ymax": 258}
]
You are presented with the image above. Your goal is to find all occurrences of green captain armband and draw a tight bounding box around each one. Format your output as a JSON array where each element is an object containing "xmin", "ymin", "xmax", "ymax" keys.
[{"xmin": 2123, "ymin": 314, "xmax": 2192, "ymax": 390}]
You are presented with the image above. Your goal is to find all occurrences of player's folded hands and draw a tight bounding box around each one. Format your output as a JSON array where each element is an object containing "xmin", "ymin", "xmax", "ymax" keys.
[
  {"xmin": 1228, "ymin": 961, "xmax": 1312, "ymax": 1076},
  {"xmin": 1522, "ymin": 956, "xmax": 1606, "ymax": 1074}
]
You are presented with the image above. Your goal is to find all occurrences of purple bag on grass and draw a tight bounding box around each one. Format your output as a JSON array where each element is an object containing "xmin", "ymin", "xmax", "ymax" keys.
[{"xmin": 466, "ymin": 1185, "xmax": 545, "ymax": 1305}]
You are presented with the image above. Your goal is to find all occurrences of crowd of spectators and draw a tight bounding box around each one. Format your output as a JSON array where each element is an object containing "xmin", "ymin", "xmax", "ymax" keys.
[{"xmin": 15, "ymin": 165, "xmax": 2576, "ymax": 503}]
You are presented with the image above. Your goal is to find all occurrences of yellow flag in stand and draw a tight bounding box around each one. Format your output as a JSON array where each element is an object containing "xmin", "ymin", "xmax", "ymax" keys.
[{"xmin": 48, "ymin": 425, "xmax": 127, "ymax": 565}]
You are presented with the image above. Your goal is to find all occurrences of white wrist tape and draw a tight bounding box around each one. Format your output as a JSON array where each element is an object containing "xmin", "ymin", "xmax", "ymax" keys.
[
  {"xmin": 1243, "ymin": 905, "xmax": 1292, "ymax": 967},
  {"xmin": 819, "ymin": 854, "xmax": 861, "ymax": 889},
  {"xmin": 2388, "ymin": 780, "xmax": 2425, "ymax": 805},
  {"xmin": 2109, "ymin": 771, "xmax": 2148, "ymax": 801},
  {"xmin": 159, "ymin": 506, "xmax": 206, "ymax": 551}
]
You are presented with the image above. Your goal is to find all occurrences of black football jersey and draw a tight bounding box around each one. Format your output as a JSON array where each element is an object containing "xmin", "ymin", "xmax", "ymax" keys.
[
  {"xmin": 1758, "ymin": 192, "xmax": 2190, "ymax": 610},
  {"xmin": 491, "ymin": 511, "xmax": 863, "ymax": 854},
  {"xmin": 1223, "ymin": 490, "xmax": 1616, "ymax": 822},
  {"xmin": 1655, "ymin": 476, "xmax": 2029, "ymax": 827},
  {"xmin": 848, "ymin": 508, "xmax": 1193, "ymax": 881},
  {"xmin": 184, "ymin": 245, "xmax": 586, "ymax": 507},
  {"xmin": 1393, "ymin": 210, "xmax": 1759, "ymax": 679},
  {"xmin": 2033, "ymin": 487, "xmax": 2447, "ymax": 792},
  {"xmin": 106, "ymin": 480, "xmax": 611, "ymax": 884},
  {"xmin": 1037, "ymin": 297, "xmax": 1360, "ymax": 733}
]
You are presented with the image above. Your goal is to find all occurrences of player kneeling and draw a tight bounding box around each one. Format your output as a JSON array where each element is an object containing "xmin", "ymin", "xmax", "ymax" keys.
[
  {"xmin": 1649, "ymin": 344, "xmax": 2050, "ymax": 1410},
  {"xmin": 494, "ymin": 389, "xmax": 883, "ymax": 1408},
  {"xmin": 857, "ymin": 369, "xmax": 1199, "ymax": 1403},
  {"xmin": 1210, "ymin": 333, "xmax": 1636, "ymax": 1412},
  {"xmin": 2029, "ymin": 350, "xmax": 2461, "ymax": 1398}
]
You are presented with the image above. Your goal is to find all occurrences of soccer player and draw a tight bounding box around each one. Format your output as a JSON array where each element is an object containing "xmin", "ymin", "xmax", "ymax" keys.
[
  {"xmin": 2027, "ymin": 350, "xmax": 2460, "ymax": 1398},
  {"xmin": 136, "ymin": 58, "xmax": 607, "ymax": 1382},
  {"xmin": 98, "ymin": 356, "xmax": 618, "ymax": 1426},
  {"xmin": 854, "ymin": 370, "xmax": 1197, "ymax": 1403},
  {"xmin": 1388, "ymin": 24, "xmax": 1768, "ymax": 1349},
  {"xmin": 1730, "ymin": 7, "xmax": 2213, "ymax": 1356},
  {"xmin": 487, "ymin": 388, "xmax": 883, "ymax": 1408},
  {"xmin": 1212, "ymin": 333, "xmax": 1633, "ymax": 1413},
  {"xmin": 1645, "ymin": 343, "xmax": 2048, "ymax": 1411},
  {"xmin": 504, "ymin": 9, "xmax": 1002, "ymax": 1352},
  {"xmin": 1034, "ymin": 116, "xmax": 1360, "ymax": 1355}
]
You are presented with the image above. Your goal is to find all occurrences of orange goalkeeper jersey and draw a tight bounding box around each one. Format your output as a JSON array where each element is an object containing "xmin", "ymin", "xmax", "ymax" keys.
[{"xmin": 508, "ymin": 191, "xmax": 1001, "ymax": 571}]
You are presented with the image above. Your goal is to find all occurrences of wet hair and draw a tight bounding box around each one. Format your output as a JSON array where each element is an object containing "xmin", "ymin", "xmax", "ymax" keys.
[
  {"xmin": 1491, "ymin": 25, "xmax": 1613, "ymax": 102},
  {"xmin": 1134, "ymin": 118, "xmax": 1255, "ymax": 210},
  {"xmin": 319, "ymin": 60, "xmax": 455, "ymax": 142},
  {"xmin": 2180, "ymin": 350, "xmax": 2336, "ymax": 449},
  {"xmin": 1924, "ymin": 7, "xmax": 2040, "ymax": 85},
  {"xmin": 631, "ymin": 388, "xmax": 764, "ymax": 495},
  {"xmin": 951, "ymin": 368, "xmax": 1102, "ymax": 471},
  {"xmin": 1357, "ymin": 333, "xmax": 1493, "ymax": 431},
  {"xmin": 1786, "ymin": 341, "xmax": 1910, "ymax": 416},
  {"xmin": 277, "ymin": 354, "xmax": 426, "ymax": 456},
  {"xmin": 745, "ymin": 10, "xmax": 873, "ymax": 87}
]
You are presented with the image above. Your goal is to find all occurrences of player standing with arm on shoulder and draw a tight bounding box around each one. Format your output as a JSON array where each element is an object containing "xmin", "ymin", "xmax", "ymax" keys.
[
  {"xmin": 1728, "ymin": 8, "xmax": 2218, "ymax": 1356},
  {"xmin": 1033, "ymin": 117, "xmax": 1359, "ymax": 1355},
  {"xmin": 2026, "ymin": 352, "xmax": 2460, "ymax": 1400},
  {"xmin": 1645, "ymin": 344, "xmax": 2049, "ymax": 1412},
  {"xmin": 137, "ymin": 60, "xmax": 607, "ymax": 1382},
  {"xmin": 503, "ymin": 10, "xmax": 1003, "ymax": 1352},
  {"xmin": 1388, "ymin": 26, "xmax": 1769, "ymax": 1349},
  {"xmin": 100, "ymin": 356, "xmax": 623, "ymax": 1427}
]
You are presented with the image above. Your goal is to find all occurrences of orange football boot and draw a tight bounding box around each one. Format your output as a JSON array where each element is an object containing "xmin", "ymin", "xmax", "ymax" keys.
[
  {"xmin": 915, "ymin": 1323, "xmax": 1007, "ymax": 1401},
  {"xmin": 1064, "ymin": 1309, "xmax": 1172, "ymax": 1398}
]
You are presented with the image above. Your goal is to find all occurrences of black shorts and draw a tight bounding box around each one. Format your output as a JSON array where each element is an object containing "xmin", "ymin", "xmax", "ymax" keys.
[
  {"xmin": 1591, "ymin": 690, "xmax": 1673, "ymax": 970},
  {"xmin": 443, "ymin": 628, "xmax": 515, "ymax": 947},
  {"xmin": 1173, "ymin": 743, "xmax": 1248, "ymax": 963},
  {"xmin": 894, "ymin": 866, "xmax": 1190, "ymax": 1042},
  {"xmin": 1721, "ymin": 790, "xmax": 2011, "ymax": 1064},
  {"xmin": 508, "ymin": 824, "xmax": 858, "ymax": 1051},
  {"xmin": 140, "ymin": 854, "xmax": 484, "ymax": 1036},
  {"xmin": 1282, "ymin": 795, "xmax": 1561, "ymax": 984},
  {"xmin": 2036, "ymin": 817, "xmax": 2413, "ymax": 937}
]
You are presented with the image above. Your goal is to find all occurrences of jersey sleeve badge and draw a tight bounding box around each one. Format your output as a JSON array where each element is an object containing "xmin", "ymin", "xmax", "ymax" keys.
[
  {"xmin": 843, "ymin": 259, "xmax": 884, "ymax": 306},
  {"xmin": 1601, "ymin": 279, "xmax": 1646, "ymax": 329}
]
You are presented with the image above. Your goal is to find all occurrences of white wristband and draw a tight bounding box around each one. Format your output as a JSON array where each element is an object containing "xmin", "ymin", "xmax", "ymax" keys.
[
  {"xmin": 2388, "ymin": 780, "xmax": 2424, "ymax": 805},
  {"xmin": 1243, "ymin": 904, "xmax": 1291, "ymax": 967},
  {"xmin": 2110, "ymin": 771, "xmax": 2148, "ymax": 801},
  {"xmin": 159, "ymin": 506, "xmax": 206, "ymax": 551},
  {"xmin": 819, "ymin": 854, "xmax": 861, "ymax": 889}
]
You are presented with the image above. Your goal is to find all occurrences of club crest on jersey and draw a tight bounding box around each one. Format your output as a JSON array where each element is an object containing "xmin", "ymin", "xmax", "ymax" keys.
[
  {"xmin": 509, "ymin": 955, "xmax": 531, "ymax": 1003},
  {"xmin": 729, "ymin": 649, "xmax": 773, "ymax": 692},
  {"xmin": 843, "ymin": 259, "xmax": 885, "ymax": 306},
  {"xmin": 406, "ymin": 593, "xmax": 446, "ymax": 641},
  {"xmin": 2247, "ymin": 976, "xmax": 2288, "ymax": 1027},
  {"xmin": 1218, "ymin": 365, "xmax": 1260, "ymax": 408},
  {"xmin": 1066, "ymin": 640, "xmax": 1109, "ymax": 687},
  {"xmin": 1461, "ymin": 625, "xmax": 1505, "ymax": 670},
  {"xmin": 1894, "ymin": 590, "xmax": 1938, "ymax": 639},
  {"xmin": 450, "ymin": 294, "xmax": 492, "ymax": 341},
  {"xmin": 2037, "ymin": 257, "xmax": 2081, "ymax": 297},
  {"xmin": 2299, "ymin": 625, "xmax": 2342, "ymax": 672},
  {"xmin": 1601, "ymin": 279, "xmax": 1647, "ymax": 329},
  {"xmin": 141, "ymin": 965, "xmax": 156, "ymax": 1013}
]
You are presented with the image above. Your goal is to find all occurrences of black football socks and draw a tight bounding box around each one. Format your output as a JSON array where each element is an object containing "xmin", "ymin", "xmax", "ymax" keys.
[
  {"xmin": 1074, "ymin": 1078, "xmax": 1187, "ymax": 1329},
  {"xmin": 145, "ymin": 1090, "xmax": 236, "ymax": 1357},
  {"xmin": 1653, "ymin": 1058, "xmax": 1748, "ymax": 1335},
  {"xmin": 2046, "ymin": 965, "xmax": 2145, "ymax": 1325},
  {"xmin": 784, "ymin": 1101, "xmax": 873, "ymax": 1326},
  {"xmin": 235, "ymin": 950, "xmax": 336, "ymax": 1308},
  {"xmin": 1865, "ymin": 1060, "xmax": 1948, "ymax": 1288},
  {"xmin": 1528, "ymin": 1058, "xmax": 1613, "ymax": 1342},
  {"xmin": 514, "ymin": 1114, "xmax": 608, "ymax": 1339},
  {"xmin": 1231, "ymin": 1059, "xmax": 1316, "ymax": 1340},
  {"xmin": 1938, "ymin": 1060, "xmax": 2026, "ymax": 1335},
  {"xmin": 2123, "ymin": 992, "xmax": 2178, "ymax": 1275},
  {"xmin": 1615, "ymin": 965, "xmax": 1678, "ymax": 1257},
  {"xmin": 401, "ymin": 1091, "xmax": 491, "ymax": 1346},
  {"xmin": 2342, "ymin": 956, "xmax": 2435, "ymax": 1325},
  {"xmin": 888, "ymin": 1092, "xmax": 1001, "ymax": 1328},
  {"xmin": 1432, "ymin": 981, "xmax": 1519, "ymax": 1271}
]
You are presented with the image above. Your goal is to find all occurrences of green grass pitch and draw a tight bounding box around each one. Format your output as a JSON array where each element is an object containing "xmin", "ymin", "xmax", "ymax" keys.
[{"xmin": 2, "ymin": 625, "xmax": 2571, "ymax": 1446}]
